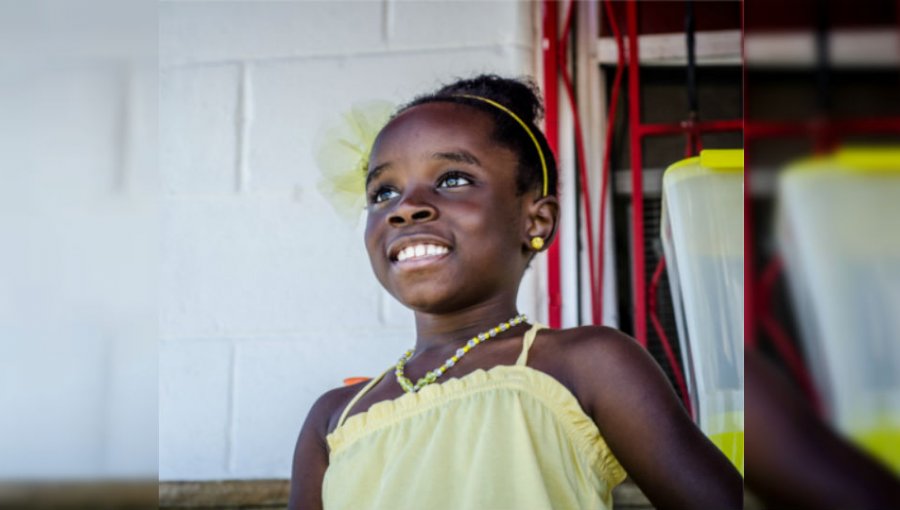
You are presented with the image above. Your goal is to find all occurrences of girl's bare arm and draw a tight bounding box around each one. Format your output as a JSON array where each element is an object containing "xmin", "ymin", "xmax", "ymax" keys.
[
  {"xmin": 566, "ymin": 326, "xmax": 743, "ymax": 510},
  {"xmin": 288, "ymin": 387, "xmax": 351, "ymax": 510},
  {"xmin": 746, "ymin": 350, "xmax": 900, "ymax": 509}
]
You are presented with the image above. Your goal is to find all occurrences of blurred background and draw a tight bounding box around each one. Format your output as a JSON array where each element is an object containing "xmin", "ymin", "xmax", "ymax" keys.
[
  {"xmin": 1, "ymin": 1, "xmax": 898, "ymax": 509},
  {"xmin": 0, "ymin": 0, "xmax": 158, "ymax": 505},
  {"xmin": 745, "ymin": 0, "xmax": 900, "ymax": 508}
]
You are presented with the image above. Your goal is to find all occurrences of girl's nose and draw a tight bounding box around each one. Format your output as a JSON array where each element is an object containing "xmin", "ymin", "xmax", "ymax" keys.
[{"xmin": 388, "ymin": 190, "xmax": 437, "ymax": 226}]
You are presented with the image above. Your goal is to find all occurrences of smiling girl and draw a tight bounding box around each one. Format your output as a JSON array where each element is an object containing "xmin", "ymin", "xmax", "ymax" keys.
[{"xmin": 290, "ymin": 75, "xmax": 742, "ymax": 510}]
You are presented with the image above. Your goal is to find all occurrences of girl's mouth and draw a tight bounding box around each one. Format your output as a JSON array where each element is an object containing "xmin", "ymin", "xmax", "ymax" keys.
[{"xmin": 391, "ymin": 242, "xmax": 452, "ymax": 269}]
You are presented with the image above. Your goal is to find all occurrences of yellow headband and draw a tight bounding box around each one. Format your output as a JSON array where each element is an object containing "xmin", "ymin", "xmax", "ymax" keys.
[{"xmin": 455, "ymin": 94, "xmax": 550, "ymax": 197}]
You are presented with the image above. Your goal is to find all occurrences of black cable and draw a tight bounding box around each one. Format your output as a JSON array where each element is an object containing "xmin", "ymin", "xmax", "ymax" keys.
[
  {"xmin": 814, "ymin": 0, "xmax": 831, "ymax": 115},
  {"xmin": 685, "ymin": 0, "xmax": 698, "ymax": 116}
]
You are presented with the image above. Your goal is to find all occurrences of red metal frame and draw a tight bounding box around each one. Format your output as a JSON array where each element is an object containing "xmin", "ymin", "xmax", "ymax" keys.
[
  {"xmin": 625, "ymin": 0, "xmax": 743, "ymax": 348},
  {"xmin": 625, "ymin": 0, "xmax": 648, "ymax": 346},
  {"xmin": 548, "ymin": 1, "xmax": 900, "ymax": 356},
  {"xmin": 742, "ymin": 2, "xmax": 900, "ymax": 396},
  {"xmin": 745, "ymin": 118, "xmax": 900, "ymax": 145},
  {"xmin": 542, "ymin": 1, "xmax": 562, "ymax": 328},
  {"xmin": 755, "ymin": 256, "xmax": 823, "ymax": 414},
  {"xmin": 742, "ymin": 0, "xmax": 755, "ymax": 350},
  {"xmin": 743, "ymin": 112, "xmax": 900, "ymax": 403},
  {"xmin": 649, "ymin": 257, "xmax": 694, "ymax": 416}
]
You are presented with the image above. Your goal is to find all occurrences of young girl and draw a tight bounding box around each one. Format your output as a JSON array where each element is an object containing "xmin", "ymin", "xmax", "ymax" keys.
[{"xmin": 291, "ymin": 75, "xmax": 742, "ymax": 510}]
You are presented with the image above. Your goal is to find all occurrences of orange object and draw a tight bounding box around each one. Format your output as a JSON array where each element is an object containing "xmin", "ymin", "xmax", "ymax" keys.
[{"xmin": 343, "ymin": 377, "xmax": 371, "ymax": 386}]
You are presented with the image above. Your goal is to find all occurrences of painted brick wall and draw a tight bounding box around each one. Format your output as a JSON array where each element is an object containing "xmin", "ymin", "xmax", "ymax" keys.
[
  {"xmin": 1, "ymin": 1, "xmax": 158, "ymax": 479},
  {"xmin": 159, "ymin": 1, "xmax": 538, "ymax": 481}
]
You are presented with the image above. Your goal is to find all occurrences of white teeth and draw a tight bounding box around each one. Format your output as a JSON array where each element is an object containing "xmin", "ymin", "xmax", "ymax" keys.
[{"xmin": 395, "ymin": 243, "xmax": 449, "ymax": 262}]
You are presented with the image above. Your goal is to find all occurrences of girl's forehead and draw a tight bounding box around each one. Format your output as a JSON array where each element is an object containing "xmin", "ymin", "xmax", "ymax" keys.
[
  {"xmin": 368, "ymin": 102, "xmax": 519, "ymax": 183},
  {"xmin": 375, "ymin": 102, "xmax": 496, "ymax": 151}
]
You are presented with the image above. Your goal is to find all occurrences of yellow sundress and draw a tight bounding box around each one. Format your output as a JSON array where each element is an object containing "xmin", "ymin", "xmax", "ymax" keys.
[{"xmin": 322, "ymin": 323, "xmax": 627, "ymax": 509}]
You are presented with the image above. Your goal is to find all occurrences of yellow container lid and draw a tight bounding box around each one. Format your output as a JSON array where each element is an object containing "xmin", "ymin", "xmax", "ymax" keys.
[
  {"xmin": 701, "ymin": 149, "xmax": 744, "ymax": 171},
  {"xmin": 666, "ymin": 149, "xmax": 744, "ymax": 172},
  {"xmin": 835, "ymin": 146, "xmax": 900, "ymax": 173},
  {"xmin": 784, "ymin": 146, "xmax": 900, "ymax": 176},
  {"xmin": 664, "ymin": 149, "xmax": 744, "ymax": 186}
]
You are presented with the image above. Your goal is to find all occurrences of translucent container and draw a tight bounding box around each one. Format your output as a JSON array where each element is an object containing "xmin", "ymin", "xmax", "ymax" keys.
[
  {"xmin": 660, "ymin": 149, "xmax": 744, "ymax": 473},
  {"xmin": 777, "ymin": 147, "xmax": 900, "ymax": 474}
]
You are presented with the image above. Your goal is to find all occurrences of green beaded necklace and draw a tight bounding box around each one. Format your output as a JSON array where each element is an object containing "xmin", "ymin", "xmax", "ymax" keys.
[{"xmin": 394, "ymin": 314, "xmax": 527, "ymax": 393}]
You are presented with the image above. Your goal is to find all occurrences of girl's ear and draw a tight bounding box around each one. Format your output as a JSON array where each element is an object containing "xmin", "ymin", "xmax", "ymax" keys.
[{"xmin": 523, "ymin": 194, "xmax": 560, "ymax": 251}]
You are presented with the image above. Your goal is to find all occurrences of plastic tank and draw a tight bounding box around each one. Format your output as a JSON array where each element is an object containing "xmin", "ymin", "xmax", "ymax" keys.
[
  {"xmin": 660, "ymin": 149, "xmax": 744, "ymax": 473},
  {"xmin": 777, "ymin": 147, "xmax": 900, "ymax": 474}
]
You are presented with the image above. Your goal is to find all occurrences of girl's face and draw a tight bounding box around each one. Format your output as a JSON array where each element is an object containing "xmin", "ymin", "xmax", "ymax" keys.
[{"xmin": 364, "ymin": 102, "xmax": 530, "ymax": 313}]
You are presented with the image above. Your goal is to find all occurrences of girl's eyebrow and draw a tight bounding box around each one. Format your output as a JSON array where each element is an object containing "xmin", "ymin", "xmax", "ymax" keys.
[
  {"xmin": 367, "ymin": 150, "xmax": 480, "ymax": 187},
  {"xmin": 366, "ymin": 162, "xmax": 392, "ymax": 187},
  {"xmin": 432, "ymin": 150, "xmax": 481, "ymax": 167}
]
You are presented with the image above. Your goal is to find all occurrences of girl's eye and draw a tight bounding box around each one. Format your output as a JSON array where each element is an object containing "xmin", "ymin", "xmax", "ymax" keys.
[
  {"xmin": 437, "ymin": 172, "xmax": 473, "ymax": 189},
  {"xmin": 370, "ymin": 187, "xmax": 399, "ymax": 204}
]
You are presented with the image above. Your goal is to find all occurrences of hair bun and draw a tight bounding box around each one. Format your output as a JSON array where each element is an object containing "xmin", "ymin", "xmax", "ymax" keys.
[{"xmin": 433, "ymin": 74, "xmax": 544, "ymax": 126}]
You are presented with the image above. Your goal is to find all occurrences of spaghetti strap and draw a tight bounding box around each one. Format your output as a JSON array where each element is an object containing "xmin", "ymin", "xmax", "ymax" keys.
[
  {"xmin": 336, "ymin": 370, "xmax": 388, "ymax": 428},
  {"xmin": 515, "ymin": 323, "xmax": 547, "ymax": 367}
]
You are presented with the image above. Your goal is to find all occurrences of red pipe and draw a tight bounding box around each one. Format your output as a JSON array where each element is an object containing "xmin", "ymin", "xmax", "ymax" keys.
[
  {"xmin": 745, "ymin": 117, "xmax": 900, "ymax": 141},
  {"xmin": 649, "ymin": 257, "xmax": 694, "ymax": 418},
  {"xmin": 626, "ymin": 0, "xmax": 648, "ymax": 347},
  {"xmin": 542, "ymin": 0, "xmax": 562, "ymax": 328},
  {"xmin": 743, "ymin": 0, "xmax": 755, "ymax": 350},
  {"xmin": 638, "ymin": 119, "xmax": 743, "ymax": 136},
  {"xmin": 830, "ymin": 117, "xmax": 900, "ymax": 135},
  {"xmin": 559, "ymin": 0, "xmax": 601, "ymax": 325},
  {"xmin": 756, "ymin": 256, "xmax": 823, "ymax": 415},
  {"xmin": 745, "ymin": 121, "xmax": 822, "ymax": 139},
  {"xmin": 745, "ymin": 159, "xmax": 754, "ymax": 350}
]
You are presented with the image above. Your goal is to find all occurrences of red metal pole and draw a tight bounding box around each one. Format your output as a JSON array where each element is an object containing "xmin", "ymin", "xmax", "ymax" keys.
[
  {"xmin": 542, "ymin": 0, "xmax": 562, "ymax": 328},
  {"xmin": 757, "ymin": 257, "xmax": 823, "ymax": 415},
  {"xmin": 626, "ymin": 0, "xmax": 647, "ymax": 347},
  {"xmin": 742, "ymin": 0, "xmax": 755, "ymax": 349},
  {"xmin": 649, "ymin": 257, "xmax": 694, "ymax": 417}
]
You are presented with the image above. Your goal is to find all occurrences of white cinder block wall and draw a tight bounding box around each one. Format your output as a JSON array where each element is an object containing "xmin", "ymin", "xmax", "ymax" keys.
[
  {"xmin": 1, "ymin": 1, "xmax": 158, "ymax": 477},
  {"xmin": 159, "ymin": 1, "xmax": 540, "ymax": 481}
]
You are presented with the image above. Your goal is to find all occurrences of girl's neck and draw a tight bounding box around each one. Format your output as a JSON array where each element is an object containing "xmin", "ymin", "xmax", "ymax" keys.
[{"xmin": 412, "ymin": 300, "xmax": 522, "ymax": 353}]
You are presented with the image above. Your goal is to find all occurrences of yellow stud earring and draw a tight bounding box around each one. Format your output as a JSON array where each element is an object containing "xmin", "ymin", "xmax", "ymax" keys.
[{"xmin": 530, "ymin": 237, "xmax": 545, "ymax": 251}]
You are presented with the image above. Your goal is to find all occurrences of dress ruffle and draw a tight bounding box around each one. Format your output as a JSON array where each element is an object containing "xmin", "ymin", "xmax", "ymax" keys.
[{"xmin": 326, "ymin": 364, "xmax": 627, "ymax": 488}]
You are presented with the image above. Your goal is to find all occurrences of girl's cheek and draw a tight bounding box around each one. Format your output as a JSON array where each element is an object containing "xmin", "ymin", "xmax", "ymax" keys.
[{"xmin": 363, "ymin": 218, "xmax": 384, "ymax": 258}]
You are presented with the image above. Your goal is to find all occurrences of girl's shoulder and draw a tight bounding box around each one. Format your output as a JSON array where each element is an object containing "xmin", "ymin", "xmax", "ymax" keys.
[
  {"xmin": 307, "ymin": 380, "xmax": 372, "ymax": 440},
  {"xmin": 532, "ymin": 324, "xmax": 640, "ymax": 372},
  {"xmin": 530, "ymin": 325, "xmax": 669, "ymax": 419},
  {"xmin": 537, "ymin": 324, "xmax": 631, "ymax": 347}
]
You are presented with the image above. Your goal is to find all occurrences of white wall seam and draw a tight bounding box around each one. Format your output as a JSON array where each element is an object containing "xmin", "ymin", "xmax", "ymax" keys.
[
  {"xmin": 225, "ymin": 341, "xmax": 237, "ymax": 475},
  {"xmin": 160, "ymin": 42, "xmax": 535, "ymax": 71},
  {"xmin": 382, "ymin": 0, "xmax": 396, "ymax": 44},
  {"xmin": 236, "ymin": 63, "xmax": 253, "ymax": 193},
  {"xmin": 113, "ymin": 64, "xmax": 132, "ymax": 194}
]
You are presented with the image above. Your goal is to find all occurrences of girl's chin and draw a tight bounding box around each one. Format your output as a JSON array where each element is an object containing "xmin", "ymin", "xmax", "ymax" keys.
[{"xmin": 394, "ymin": 290, "xmax": 468, "ymax": 314}]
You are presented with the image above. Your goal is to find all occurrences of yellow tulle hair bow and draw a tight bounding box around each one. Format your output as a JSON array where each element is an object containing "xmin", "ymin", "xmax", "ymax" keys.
[{"xmin": 316, "ymin": 100, "xmax": 395, "ymax": 224}]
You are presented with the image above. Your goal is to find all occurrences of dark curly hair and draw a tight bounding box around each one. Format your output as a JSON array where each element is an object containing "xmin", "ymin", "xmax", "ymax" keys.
[{"xmin": 396, "ymin": 74, "xmax": 559, "ymax": 197}]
